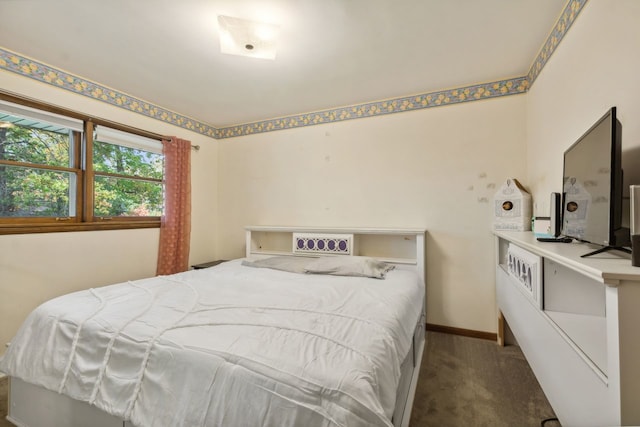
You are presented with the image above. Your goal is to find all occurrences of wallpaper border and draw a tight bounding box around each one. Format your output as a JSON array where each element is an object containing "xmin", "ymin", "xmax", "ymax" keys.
[
  {"xmin": 0, "ymin": 49, "xmax": 217, "ymax": 139},
  {"xmin": 527, "ymin": 0, "xmax": 588, "ymax": 86},
  {"xmin": 0, "ymin": 0, "xmax": 588, "ymax": 140},
  {"xmin": 216, "ymin": 78, "xmax": 528, "ymax": 138}
]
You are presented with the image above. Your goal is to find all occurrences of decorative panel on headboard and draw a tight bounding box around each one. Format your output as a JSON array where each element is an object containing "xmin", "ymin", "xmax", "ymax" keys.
[{"xmin": 292, "ymin": 233, "xmax": 353, "ymax": 255}]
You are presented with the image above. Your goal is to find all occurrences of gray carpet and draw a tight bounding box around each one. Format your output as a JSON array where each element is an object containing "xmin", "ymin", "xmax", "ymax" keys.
[
  {"xmin": 410, "ymin": 331, "xmax": 559, "ymax": 427},
  {"xmin": 0, "ymin": 331, "xmax": 559, "ymax": 426}
]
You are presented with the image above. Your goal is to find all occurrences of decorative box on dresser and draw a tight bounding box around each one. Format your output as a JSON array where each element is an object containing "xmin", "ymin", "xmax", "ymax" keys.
[{"xmin": 495, "ymin": 231, "xmax": 640, "ymax": 427}]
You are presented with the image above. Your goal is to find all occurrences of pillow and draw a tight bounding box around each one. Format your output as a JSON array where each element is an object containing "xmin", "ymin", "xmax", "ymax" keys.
[
  {"xmin": 241, "ymin": 256, "xmax": 313, "ymax": 274},
  {"xmin": 304, "ymin": 256, "xmax": 395, "ymax": 279}
]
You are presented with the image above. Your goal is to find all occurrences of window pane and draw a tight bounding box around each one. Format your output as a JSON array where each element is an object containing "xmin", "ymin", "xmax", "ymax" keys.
[
  {"xmin": 0, "ymin": 118, "xmax": 72, "ymax": 167},
  {"xmin": 93, "ymin": 141, "xmax": 163, "ymax": 179},
  {"xmin": 0, "ymin": 164, "xmax": 74, "ymax": 217},
  {"xmin": 94, "ymin": 175, "xmax": 162, "ymax": 217}
]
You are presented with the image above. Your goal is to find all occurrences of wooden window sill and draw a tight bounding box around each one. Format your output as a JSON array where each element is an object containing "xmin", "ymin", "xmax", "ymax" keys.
[{"xmin": 0, "ymin": 220, "xmax": 160, "ymax": 235}]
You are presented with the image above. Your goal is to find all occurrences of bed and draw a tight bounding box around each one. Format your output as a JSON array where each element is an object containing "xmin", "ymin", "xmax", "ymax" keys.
[{"xmin": 1, "ymin": 226, "xmax": 426, "ymax": 427}]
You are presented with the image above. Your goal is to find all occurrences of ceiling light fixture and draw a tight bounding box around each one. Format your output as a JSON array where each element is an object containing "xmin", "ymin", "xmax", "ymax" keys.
[{"xmin": 217, "ymin": 15, "xmax": 279, "ymax": 60}]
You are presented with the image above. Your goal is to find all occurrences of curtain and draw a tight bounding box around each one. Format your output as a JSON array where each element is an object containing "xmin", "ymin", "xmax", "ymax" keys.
[{"xmin": 156, "ymin": 137, "xmax": 192, "ymax": 275}]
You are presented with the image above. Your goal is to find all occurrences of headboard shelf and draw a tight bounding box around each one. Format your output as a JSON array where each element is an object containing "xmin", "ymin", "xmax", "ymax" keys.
[
  {"xmin": 245, "ymin": 226, "xmax": 426, "ymax": 285},
  {"xmin": 246, "ymin": 225, "xmax": 427, "ymax": 235}
]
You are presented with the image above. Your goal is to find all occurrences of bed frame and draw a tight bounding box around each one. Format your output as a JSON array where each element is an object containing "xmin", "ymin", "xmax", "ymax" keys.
[
  {"xmin": 245, "ymin": 226, "xmax": 427, "ymax": 427},
  {"xmin": 6, "ymin": 226, "xmax": 427, "ymax": 427}
]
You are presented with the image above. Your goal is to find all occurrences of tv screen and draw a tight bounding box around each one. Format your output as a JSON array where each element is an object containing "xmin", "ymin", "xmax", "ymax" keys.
[{"xmin": 561, "ymin": 107, "xmax": 627, "ymax": 254}]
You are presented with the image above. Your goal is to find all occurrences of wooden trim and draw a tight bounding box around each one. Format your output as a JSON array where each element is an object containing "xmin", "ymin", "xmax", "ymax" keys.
[
  {"xmin": 72, "ymin": 131, "xmax": 83, "ymax": 222},
  {"xmin": 0, "ymin": 90, "xmax": 166, "ymax": 141},
  {"xmin": 497, "ymin": 311, "xmax": 505, "ymax": 346},
  {"xmin": 83, "ymin": 121, "xmax": 95, "ymax": 222},
  {"xmin": 0, "ymin": 220, "xmax": 160, "ymax": 235},
  {"xmin": 0, "ymin": 90, "xmax": 87, "ymax": 122},
  {"xmin": 0, "ymin": 217, "xmax": 79, "ymax": 224},
  {"xmin": 426, "ymin": 323, "xmax": 497, "ymax": 342},
  {"xmin": 0, "ymin": 160, "xmax": 77, "ymax": 173},
  {"xmin": 93, "ymin": 216, "xmax": 161, "ymax": 222},
  {"xmin": 93, "ymin": 171, "xmax": 163, "ymax": 183}
]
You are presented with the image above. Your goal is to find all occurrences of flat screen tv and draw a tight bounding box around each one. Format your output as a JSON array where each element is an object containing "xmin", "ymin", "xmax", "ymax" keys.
[{"xmin": 561, "ymin": 107, "xmax": 631, "ymax": 257}]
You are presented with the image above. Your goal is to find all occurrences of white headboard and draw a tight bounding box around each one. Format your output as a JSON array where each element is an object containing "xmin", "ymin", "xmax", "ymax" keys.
[{"xmin": 245, "ymin": 226, "xmax": 426, "ymax": 287}]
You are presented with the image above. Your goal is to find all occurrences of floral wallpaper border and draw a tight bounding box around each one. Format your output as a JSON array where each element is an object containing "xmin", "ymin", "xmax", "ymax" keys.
[
  {"xmin": 527, "ymin": 0, "xmax": 588, "ymax": 85},
  {"xmin": 0, "ymin": 0, "xmax": 587, "ymax": 140},
  {"xmin": 216, "ymin": 78, "xmax": 529, "ymax": 138},
  {"xmin": 0, "ymin": 49, "xmax": 218, "ymax": 139}
]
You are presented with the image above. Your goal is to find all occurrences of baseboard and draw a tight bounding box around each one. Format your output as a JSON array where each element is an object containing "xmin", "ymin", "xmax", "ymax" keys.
[{"xmin": 426, "ymin": 323, "xmax": 497, "ymax": 342}]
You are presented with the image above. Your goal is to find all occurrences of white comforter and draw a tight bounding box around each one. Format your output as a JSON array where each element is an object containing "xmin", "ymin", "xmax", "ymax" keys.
[{"xmin": 0, "ymin": 260, "xmax": 424, "ymax": 427}]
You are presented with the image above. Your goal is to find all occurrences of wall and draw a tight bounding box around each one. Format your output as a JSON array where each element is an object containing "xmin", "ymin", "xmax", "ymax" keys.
[
  {"xmin": 0, "ymin": 71, "xmax": 218, "ymax": 354},
  {"xmin": 527, "ymin": 0, "xmax": 640, "ymax": 215},
  {"xmin": 8, "ymin": 0, "xmax": 630, "ymax": 346},
  {"xmin": 217, "ymin": 95, "xmax": 527, "ymax": 333}
]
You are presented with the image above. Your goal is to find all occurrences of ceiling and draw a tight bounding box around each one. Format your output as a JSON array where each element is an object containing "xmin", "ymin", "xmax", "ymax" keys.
[{"xmin": 0, "ymin": 0, "xmax": 567, "ymax": 128}]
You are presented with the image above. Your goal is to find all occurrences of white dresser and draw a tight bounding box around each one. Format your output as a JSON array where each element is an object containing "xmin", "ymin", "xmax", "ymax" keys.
[{"xmin": 494, "ymin": 231, "xmax": 640, "ymax": 427}]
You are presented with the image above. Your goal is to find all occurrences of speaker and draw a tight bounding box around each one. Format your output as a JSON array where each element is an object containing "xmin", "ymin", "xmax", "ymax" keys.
[
  {"xmin": 550, "ymin": 192, "xmax": 562, "ymax": 237},
  {"xmin": 632, "ymin": 185, "xmax": 640, "ymax": 267}
]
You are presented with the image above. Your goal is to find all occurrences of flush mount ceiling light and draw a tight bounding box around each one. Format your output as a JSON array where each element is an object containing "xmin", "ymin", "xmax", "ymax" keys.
[{"xmin": 217, "ymin": 15, "xmax": 279, "ymax": 60}]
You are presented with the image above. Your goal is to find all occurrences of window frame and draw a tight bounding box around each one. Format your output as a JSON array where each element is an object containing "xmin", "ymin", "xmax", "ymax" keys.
[{"xmin": 0, "ymin": 91, "xmax": 165, "ymax": 235}]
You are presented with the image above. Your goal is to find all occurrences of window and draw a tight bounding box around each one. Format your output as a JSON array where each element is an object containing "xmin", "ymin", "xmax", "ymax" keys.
[
  {"xmin": 0, "ymin": 98, "xmax": 164, "ymax": 234},
  {"xmin": 92, "ymin": 126, "xmax": 163, "ymax": 220}
]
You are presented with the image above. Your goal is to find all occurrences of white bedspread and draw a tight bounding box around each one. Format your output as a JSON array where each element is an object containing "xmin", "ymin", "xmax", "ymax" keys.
[{"xmin": 0, "ymin": 260, "xmax": 424, "ymax": 427}]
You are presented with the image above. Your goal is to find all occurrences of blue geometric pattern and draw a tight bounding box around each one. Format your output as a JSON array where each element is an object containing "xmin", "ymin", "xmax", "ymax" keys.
[
  {"xmin": 294, "ymin": 235, "xmax": 351, "ymax": 255},
  {"xmin": 0, "ymin": 0, "xmax": 588, "ymax": 140}
]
